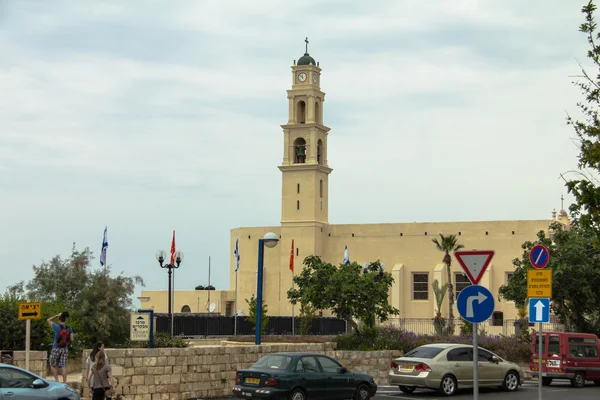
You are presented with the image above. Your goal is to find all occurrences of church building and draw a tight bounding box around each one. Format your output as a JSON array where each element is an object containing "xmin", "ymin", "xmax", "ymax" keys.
[{"xmin": 139, "ymin": 45, "xmax": 569, "ymax": 331}]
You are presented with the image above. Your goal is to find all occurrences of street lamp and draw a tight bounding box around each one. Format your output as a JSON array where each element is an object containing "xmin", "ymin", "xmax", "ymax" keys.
[
  {"xmin": 156, "ymin": 249, "xmax": 184, "ymax": 336},
  {"xmin": 255, "ymin": 232, "xmax": 279, "ymax": 345}
]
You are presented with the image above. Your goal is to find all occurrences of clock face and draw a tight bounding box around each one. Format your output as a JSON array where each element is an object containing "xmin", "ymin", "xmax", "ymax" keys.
[
  {"xmin": 312, "ymin": 72, "xmax": 318, "ymax": 84},
  {"xmin": 298, "ymin": 72, "xmax": 307, "ymax": 83}
]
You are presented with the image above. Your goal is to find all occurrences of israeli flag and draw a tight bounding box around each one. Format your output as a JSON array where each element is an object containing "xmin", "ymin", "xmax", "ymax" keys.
[
  {"xmin": 343, "ymin": 245, "xmax": 350, "ymax": 265},
  {"xmin": 100, "ymin": 227, "xmax": 108, "ymax": 267},
  {"xmin": 234, "ymin": 237, "xmax": 240, "ymax": 272}
]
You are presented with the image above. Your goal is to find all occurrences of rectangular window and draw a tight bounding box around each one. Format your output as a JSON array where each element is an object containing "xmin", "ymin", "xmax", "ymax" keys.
[
  {"xmin": 412, "ymin": 273, "xmax": 429, "ymax": 300},
  {"xmin": 319, "ymin": 180, "xmax": 323, "ymax": 198},
  {"xmin": 297, "ymin": 183, "xmax": 300, "ymax": 194},
  {"xmin": 455, "ymin": 273, "xmax": 471, "ymax": 297},
  {"xmin": 297, "ymin": 200, "xmax": 300, "ymax": 210},
  {"xmin": 506, "ymin": 272, "xmax": 513, "ymax": 283}
]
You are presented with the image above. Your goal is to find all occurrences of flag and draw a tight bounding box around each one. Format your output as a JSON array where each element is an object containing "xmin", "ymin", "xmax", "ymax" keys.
[
  {"xmin": 100, "ymin": 227, "xmax": 108, "ymax": 267},
  {"xmin": 234, "ymin": 237, "xmax": 240, "ymax": 272},
  {"xmin": 289, "ymin": 239, "xmax": 295, "ymax": 273},
  {"xmin": 343, "ymin": 245, "xmax": 350, "ymax": 265},
  {"xmin": 170, "ymin": 230, "xmax": 176, "ymax": 264}
]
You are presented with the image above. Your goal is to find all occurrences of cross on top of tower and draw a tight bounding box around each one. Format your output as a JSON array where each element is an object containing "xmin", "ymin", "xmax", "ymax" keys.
[{"xmin": 305, "ymin": 37, "xmax": 309, "ymax": 54}]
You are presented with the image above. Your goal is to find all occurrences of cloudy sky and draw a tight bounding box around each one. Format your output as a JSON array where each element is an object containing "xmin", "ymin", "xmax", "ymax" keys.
[{"xmin": 0, "ymin": 0, "xmax": 590, "ymax": 299}]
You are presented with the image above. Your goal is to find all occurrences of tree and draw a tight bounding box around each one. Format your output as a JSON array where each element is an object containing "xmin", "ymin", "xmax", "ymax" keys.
[
  {"xmin": 499, "ymin": 222, "xmax": 600, "ymax": 334},
  {"xmin": 432, "ymin": 279, "xmax": 448, "ymax": 335},
  {"xmin": 297, "ymin": 302, "xmax": 317, "ymax": 335},
  {"xmin": 431, "ymin": 234, "xmax": 464, "ymax": 334},
  {"xmin": 287, "ymin": 256, "xmax": 399, "ymax": 331},
  {"xmin": 566, "ymin": 1, "xmax": 600, "ymax": 240},
  {"xmin": 245, "ymin": 294, "xmax": 269, "ymax": 335}
]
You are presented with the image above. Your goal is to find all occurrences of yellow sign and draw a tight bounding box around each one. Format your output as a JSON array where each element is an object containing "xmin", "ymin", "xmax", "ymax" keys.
[
  {"xmin": 130, "ymin": 313, "xmax": 150, "ymax": 341},
  {"xmin": 18, "ymin": 302, "xmax": 41, "ymax": 320},
  {"xmin": 527, "ymin": 269, "xmax": 552, "ymax": 298}
]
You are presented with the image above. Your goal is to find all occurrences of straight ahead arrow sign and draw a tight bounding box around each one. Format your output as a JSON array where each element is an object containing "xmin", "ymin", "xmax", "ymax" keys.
[{"xmin": 534, "ymin": 300, "xmax": 545, "ymax": 321}]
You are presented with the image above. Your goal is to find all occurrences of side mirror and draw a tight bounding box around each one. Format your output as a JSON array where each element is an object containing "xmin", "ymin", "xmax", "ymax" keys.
[
  {"xmin": 338, "ymin": 367, "xmax": 348, "ymax": 374},
  {"xmin": 491, "ymin": 356, "xmax": 501, "ymax": 363},
  {"xmin": 31, "ymin": 379, "xmax": 47, "ymax": 388}
]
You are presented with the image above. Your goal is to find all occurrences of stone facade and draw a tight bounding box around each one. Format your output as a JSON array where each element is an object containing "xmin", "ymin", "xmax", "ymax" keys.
[
  {"xmin": 79, "ymin": 343, "xmax": 401, "ymax": 400},
  {"xmin": 0, "ymin": 350, "xmax": 47, "ymax": 378}
]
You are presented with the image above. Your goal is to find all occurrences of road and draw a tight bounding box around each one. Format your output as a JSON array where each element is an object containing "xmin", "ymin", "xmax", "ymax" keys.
[{"xmin": 213, "ymin": 381, "xmax": 600, "ymax": 400}]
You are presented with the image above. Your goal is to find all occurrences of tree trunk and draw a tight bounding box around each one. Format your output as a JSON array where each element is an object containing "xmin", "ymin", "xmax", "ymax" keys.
[{"xmin": 446, "ymin": 262, "xmax": 455, "ymax": 334}]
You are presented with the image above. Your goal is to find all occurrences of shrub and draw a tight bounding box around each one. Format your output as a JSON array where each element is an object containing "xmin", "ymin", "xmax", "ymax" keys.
[
  {"xmin": 334, "ymin": 324, "xmax": 531, "ymax": 364},
  {"xmin": 118, "ymin": 332, "xmax": 189, "ymax": 348},
  {"xmin": 225, "ymin": 335, "xmax": 333, "ymax": 343}
]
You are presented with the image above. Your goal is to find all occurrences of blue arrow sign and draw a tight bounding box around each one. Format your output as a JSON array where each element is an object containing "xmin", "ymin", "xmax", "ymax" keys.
[
  {"xmin": 528, "ymin": 298, "xmax": 550, "ymax": 323},
  {"xmin": 457, "ymin": 285, "xmax": 495, "ymax": 324}
]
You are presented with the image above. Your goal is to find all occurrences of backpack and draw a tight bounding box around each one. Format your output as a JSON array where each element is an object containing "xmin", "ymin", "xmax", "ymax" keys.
[{"xmin": 56, "ymin": 325, "xmax": 70, "ymax": 348}]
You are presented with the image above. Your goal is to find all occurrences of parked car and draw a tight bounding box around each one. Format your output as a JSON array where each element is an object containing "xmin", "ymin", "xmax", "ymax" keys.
[
  {"xmin": 0, "ymin": 363, "xmax": 80, "ymax": 399},
  {"xmin": 388, "ymin": 343, "xmax": 522, "ymax": 396},
  {"xmin": 529, "ymin": 331, "xmax": 600, "ymax": 387},
  {"xmin": 232, "ymin": 352, "xmax": 377, "ymax": 400}
]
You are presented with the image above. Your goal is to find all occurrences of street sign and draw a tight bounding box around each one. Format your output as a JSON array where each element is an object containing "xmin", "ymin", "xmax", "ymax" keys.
[
  {"xmin": 18, "ymin": 302, "xmax": 41, "ymax": 320},
  {"xmin": 456, "ymin": 285, "xmax": 495, "ymax": 324},
  {"xmin": 527, "ymin": 269, "xmax": 552, "ymax": 298},
  {"xmin": 529, "ymin": 298, "xmax": 550, "ymax": 323},
  {"xmin": 530, "ymin": 245, "xmax": 549, "ymax": 269},
  {"xmin": 130, "ymin": 313, "xmax": 151, "ymax": 341},
  {"xmin": 454, "ymin": 250, "xmax": 495, "ymax": 285}
]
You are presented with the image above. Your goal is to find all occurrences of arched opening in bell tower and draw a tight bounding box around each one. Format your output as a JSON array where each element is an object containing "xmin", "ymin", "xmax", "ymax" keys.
[
  {"xmin": 315, "ymin": 101, "xmax": 321, "ymax": 124},
  {"xmin": 293, "ymin": 137, "xmax": 307, "ymax": 164},
  {"xmin": 317, "ymin": 139, "xmax": 323, "ymax": 164},
  {"xmin": 296, "ymin": 100, "xmax": 306, "ymax": 124}
]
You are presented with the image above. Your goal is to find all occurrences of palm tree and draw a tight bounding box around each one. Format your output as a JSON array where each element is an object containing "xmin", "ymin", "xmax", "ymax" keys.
[
  {"xmin": 432, "ymin": 279, "xmax": 449, "ymax": 335},
  {"xmin": 432, "ymin": 234, "xmax": 464, "ymax": 334}
]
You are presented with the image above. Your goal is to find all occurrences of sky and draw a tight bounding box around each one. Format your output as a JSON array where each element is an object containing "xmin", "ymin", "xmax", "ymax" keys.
[{"xmin": 0, "ymin": 0, "xmax": 591, "ymax": 301}]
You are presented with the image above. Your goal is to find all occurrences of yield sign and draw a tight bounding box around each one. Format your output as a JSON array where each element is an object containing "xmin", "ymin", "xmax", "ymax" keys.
[{"xmin": 454, "ymin": 250, "xmax": 495, "ymax": 285}]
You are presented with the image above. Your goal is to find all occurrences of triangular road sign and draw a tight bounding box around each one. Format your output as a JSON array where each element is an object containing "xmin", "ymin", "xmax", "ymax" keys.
[{"xmin": 454, "ymin": 250, "xmax": 495, "ymax": 285}]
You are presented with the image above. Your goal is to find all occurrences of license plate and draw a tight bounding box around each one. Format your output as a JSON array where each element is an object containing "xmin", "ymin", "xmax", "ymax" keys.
[
  {"xmin": 243, "ymin": 392, "xmax": 252, "ymax": 397},
  {"xmin": 401, "ymin": 365, "xmax": 414, "ymax": 371},
  {"xmin": 245, "ymin": 377, "xmax": 260, "ymax": 384}
]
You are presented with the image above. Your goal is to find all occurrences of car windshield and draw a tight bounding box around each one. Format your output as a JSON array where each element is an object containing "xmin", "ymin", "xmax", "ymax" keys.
[
  {"xmin": 251, "ymin": 355, "xmax": 292, "ymax": 370},
  {"xmin": 404, "ymin": 346, "xmax": 444, "ymax": 359}
]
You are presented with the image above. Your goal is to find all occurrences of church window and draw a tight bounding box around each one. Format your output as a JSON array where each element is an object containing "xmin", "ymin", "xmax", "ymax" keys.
[
  {"xmin": 412, "ymin": 273, "xmax": 429, "ymax": 300},
  {"xmin": 317, "ymin": 140, "xmax": 323, "ymax": 164},
  {"xmin": 297, "ymin": 100, "xmax": 306, "ymax": 124},
  {"xmin": 293, "ymin": 137, "xmax": 307, "ymax": 163},
  {"xmin": 296, "ymin": 248, "xmax": 299, "ymax": 256},
  {"xmin": 455, "ymin": 273, "xmax": 471, "ymax": 298},
  {"xmin": 297, "ymin": 183, "xmax": 300, "ymax": 193},
  {"xmin": 297, "ymin": 200, "xmax": 300, "ymax": 210},
  {"xmin": 319, "ymin": 179, "xmax": 323, "ymax": 198},
  {"xmin": 181, "ymin": 305, "xmax": 191, "ymax": 313}
]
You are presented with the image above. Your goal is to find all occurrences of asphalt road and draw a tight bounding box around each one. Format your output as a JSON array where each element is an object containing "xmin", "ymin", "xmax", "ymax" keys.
[{"xmin": 213, "ymin": 381, "xmax": 600, "ymax": 400}]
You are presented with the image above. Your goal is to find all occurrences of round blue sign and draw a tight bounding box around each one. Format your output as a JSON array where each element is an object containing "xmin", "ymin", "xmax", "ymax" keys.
[
  {"xmin": 530, "ymin": 245, "xmax": 549, "ymax": 269},
  {"xmin": 456, "ymin": 285, "xmax": 495, "ymax": 324}
]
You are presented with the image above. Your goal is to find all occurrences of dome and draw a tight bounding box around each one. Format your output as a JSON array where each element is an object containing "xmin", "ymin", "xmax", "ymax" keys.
[{"xmin": 297, "ymin": 52, "xmax": 316, "ymax": 66}]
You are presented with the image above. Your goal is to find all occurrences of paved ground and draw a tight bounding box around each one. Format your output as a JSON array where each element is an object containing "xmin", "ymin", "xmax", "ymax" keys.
[{"xmin": 215, "ymin": 381, "xmax": 600, "ymax": 400}]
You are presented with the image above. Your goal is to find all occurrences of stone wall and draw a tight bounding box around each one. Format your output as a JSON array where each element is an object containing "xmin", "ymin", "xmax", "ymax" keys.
[
  {"xmin": 0, "ymin": 350, "xmax": 47, "ymax": 378},
  {"xmin": 80, "ymin": 343, "xmax": 401, "ymax": 400}
]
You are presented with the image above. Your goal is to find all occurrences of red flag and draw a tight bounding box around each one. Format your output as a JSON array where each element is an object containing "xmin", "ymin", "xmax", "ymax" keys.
[
  {"xmin": 170, "ymin": 230, "xmax": 176, "ymax": 264},
  {"xmin": 289, "ymin": 239, "xmax": 294, "ymax": 273}
]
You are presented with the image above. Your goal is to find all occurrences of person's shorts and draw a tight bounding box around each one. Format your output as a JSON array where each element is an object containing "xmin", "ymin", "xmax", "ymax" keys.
[{"xmin": 48, "ymin": 347, "xmax": 68, "ymax": 367}]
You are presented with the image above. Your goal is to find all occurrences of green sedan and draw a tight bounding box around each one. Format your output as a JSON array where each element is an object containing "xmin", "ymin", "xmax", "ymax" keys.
[{"xmin": 232, "ymin": 352, "xmax": 378, "ymax": 400}]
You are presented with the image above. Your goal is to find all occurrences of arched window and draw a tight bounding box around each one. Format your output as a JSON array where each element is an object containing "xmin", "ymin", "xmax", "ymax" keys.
[
  {"xmin": 317, "ymin": 139, "xmax": 323, "ymax": 164},
  {"xmin": 315, "ymin": 101, "xmax": 321, "ymax": 124},
  {"xmin": 181, "ymin": 305, "xmax": 191, "ymax": 313},
  {"xmin": 319, "ymin": 179, "xmax": 323, "ymax": 198},
  {"xmin": 293, "ymin": 137, "xmax": 306, "ymax": 163},
  {"xmin": 297, "ymin": 101, "xmax": 306, "ymax": 124}
]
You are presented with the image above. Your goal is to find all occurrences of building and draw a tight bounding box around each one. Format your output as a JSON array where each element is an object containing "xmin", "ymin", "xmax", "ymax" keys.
[{"xmin": 139, "ymin": 46, "xmax": 569, "ymax": 330}]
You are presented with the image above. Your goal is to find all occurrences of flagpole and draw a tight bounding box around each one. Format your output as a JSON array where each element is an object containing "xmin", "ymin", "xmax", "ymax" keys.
[
  {"xmin": 291, "ymin": 273, "xmax": 295, "ymax": 335},
  {"xmin": 234, "ymin": 269, "xmax": 238, "ymax": 336}
]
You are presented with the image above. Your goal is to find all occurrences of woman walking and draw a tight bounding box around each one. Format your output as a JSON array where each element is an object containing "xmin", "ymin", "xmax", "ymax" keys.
[{"xmin": 87, "ymin": 350, "xmax": 114, "ymax": 400}]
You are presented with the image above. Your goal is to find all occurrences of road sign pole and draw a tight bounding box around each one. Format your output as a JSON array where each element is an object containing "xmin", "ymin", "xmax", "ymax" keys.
[
  {"xmin": 473, "ymin": 322, "xmax": 479, "ymax": 400},
  {"xmin": 25, "ymin": 319, "xmax": 31, "ymax": 371},
  {"xmin": 538, "ymin": 323, "xmax": 543, "ymax": 400}
]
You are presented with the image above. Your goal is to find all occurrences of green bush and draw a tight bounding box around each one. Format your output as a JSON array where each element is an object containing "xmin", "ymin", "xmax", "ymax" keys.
[
  {"xmin": 334, "ymin": 325, "xmax": 531, "ymax": 364},
  {"xmin": 118, "ymin": 333, "xmax": 189, "ymax": 348}
]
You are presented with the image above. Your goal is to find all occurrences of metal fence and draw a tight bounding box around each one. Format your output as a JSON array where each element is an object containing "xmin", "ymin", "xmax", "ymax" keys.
[
  {"xmin": 155, "ymin": 314, "xmax": 347, "ymax": 337},
  {"xmin": 384, "ymin": 318, "xmax": 566, "ymax": 336}
]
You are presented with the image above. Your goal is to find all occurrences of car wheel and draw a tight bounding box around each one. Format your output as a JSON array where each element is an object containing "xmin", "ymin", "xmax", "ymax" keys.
[
  {"xmin": 571, "ymin": 371, "xmax": 586, "ymax": 388},
  {"xmin": 439, "ymin": 374, "xmax": 457, "ymax": 396},
  {"xmin": 542, "ymin": 378, "xmax": 552, "ymax": 386},
  {"xmin": 399, "ymin": 385, "xmax": 416, "ymax": 393},
  {"xmin": 289, "ymin": 388, "xmax": 306, "ymax": 400},
  {"xmin": 594, "ymin": 380, "xmax": 600, "ymax": 386},
  {"xmin": 502, "ymin": 371, "xmax": 519, "ymax": 391},
  {"xmin": 354, "ymin": 383, "xmax": 371, "ymax": 400}
]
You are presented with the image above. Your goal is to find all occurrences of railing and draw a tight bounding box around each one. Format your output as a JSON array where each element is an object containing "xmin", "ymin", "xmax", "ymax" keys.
[
  {"xmin": 384, "ymin": 318, "xmax": 566, "ymax": 336},
  {"xmin": 155, "ymin": 314, "xmax": 347, "ymax": 337}
]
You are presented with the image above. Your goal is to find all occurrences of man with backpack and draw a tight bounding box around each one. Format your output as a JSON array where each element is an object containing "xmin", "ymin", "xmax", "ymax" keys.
[{"xmin": 47, "ymin": 312, "xmax": 74, "ymax": 383}]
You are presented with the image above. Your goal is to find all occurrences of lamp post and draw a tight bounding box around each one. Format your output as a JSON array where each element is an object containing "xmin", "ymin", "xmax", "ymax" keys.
[
  {"xmin": 156, "ymin": 250, "xmax": 184, "ymax": 336},
  {"xmin": 255, "ymin": 232, "xmax": 279, "ymax": 345}
]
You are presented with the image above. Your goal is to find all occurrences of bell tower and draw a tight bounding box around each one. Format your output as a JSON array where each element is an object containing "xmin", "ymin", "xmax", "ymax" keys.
[{"xmin": 279, "ymin": 38, "xmax": 332, "ymax": 225}]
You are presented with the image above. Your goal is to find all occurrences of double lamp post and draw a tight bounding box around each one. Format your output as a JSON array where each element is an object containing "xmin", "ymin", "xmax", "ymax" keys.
[{"xmin": 156, "ymin": 250, "xmax": 184, "ymax": 336}]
